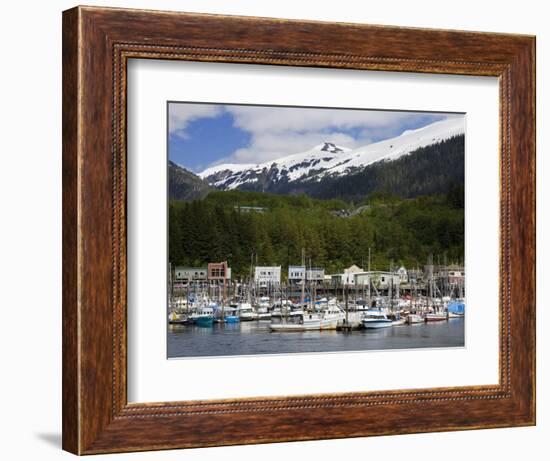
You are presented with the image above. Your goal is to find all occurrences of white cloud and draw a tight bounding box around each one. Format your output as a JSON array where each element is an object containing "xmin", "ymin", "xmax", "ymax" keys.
[
  {"xmin": 169, "ymin": 102, "xmax": 458, "ymax": 169},
  {"xmin": 228, "ymin": 130, "xmax": 370, "ymax": 165},
  {"xmin": 227, "ymin": 105, "xmax": 417, "ymax": 134},
  {"xmin": 217, "ymin": 105, "xmax": 445, "ymax": 165},
  {"xmin": 169, "ymin": 103, "xmax": 223, "ymax": 138}
]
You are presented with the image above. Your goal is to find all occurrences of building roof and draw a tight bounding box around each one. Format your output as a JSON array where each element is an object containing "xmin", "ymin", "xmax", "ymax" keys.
[
  {"xmin": 175, "ymin": 266, "xmax": 207, "ymax": 271},
  {"xmin": 344, "ymin": 264, "xmax": 364, "ymax": 273}
]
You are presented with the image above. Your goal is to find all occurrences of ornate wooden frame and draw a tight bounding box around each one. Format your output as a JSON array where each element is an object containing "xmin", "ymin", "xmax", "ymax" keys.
[{"xmin": 62, "ymin": 5, "xmax": 536, "ymax": 455}]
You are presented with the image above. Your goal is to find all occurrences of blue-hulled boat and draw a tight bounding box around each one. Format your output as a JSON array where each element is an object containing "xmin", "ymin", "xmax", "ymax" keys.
[
  {"xmin": 223, "ymin": 315, "xmax": 240, "ymax": 324},
  {"xmin": 194, "ymin": 305, "xmax": 214, "ymax": 327},
  {"xmin": 447, "ymin": 300, "xmax": 465, "ymax": 318},
  {"xmin": 213, "ymin": 305, "xmax": 241, "ymax": 324},
  {"xmin": 222, "ymin": 305, "xmax": 240, "ymax": 323},
  {"xmin": 195, "ymin": 315, "xmax": 214, "ymax": 327}
]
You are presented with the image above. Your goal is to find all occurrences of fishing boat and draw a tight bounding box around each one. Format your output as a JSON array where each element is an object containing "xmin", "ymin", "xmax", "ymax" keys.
[
  {"xmin": 238, "ymin": 303, "xmax": 258, "ymax": 321},
  {"xmin": 214, "ymin": 305, "xmax": 240, "ymax": 323},
  {"xmin": 425, "ymin": 312, "xmax": 448, "ymax": 322},
  {"xmin": 447, "ymin": 300, "xmax": 465, "ymax": 318},
  {"xmin": 168, "ymin": 310, "xmax": 188, "ymax": 325},
  {"xmin": 223, "ymin": 314, "xmax": 240, "ymax": 323},
  {"xmin": 448, "ymin": 312, "xmax": 463, "ymax": 319},
  {"xmin": 269, "ymin": 305, "xmax": 345, "ymax": 332},
  {"xmin": 194, "ymin": 305, "xmax": 214, "ymax": 327},
  {"xmin": 406, "ymin": 313, "xmax": 424, "ymax": 324},
  {"xmin": 256, "ymin": 296, "xmax": 271, "ymax": 317},
  {"xmin": 362, "ymin": 310, "xmax": 393, "ymax": 329}
]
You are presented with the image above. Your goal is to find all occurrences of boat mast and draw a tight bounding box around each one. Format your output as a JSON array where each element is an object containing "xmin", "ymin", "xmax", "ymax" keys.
[
  {"xmin": 300, "ymin": 248, "xmax": 305, "ymax": 311},
  {"xmin": 186, "ymin": 275, "xmax": 190, "ymax": 315},
  {"xmin": 168, "ymin": 261, "xmax": 173, "ymax": 315},
  {"xmin": 345, "ymin": 282, "xmax": 349, "ymax": 325},
  {"xmin": 309, "ymin": 256, "xmax": 316, "ymax": 311},
  {"xmin": 249, "ymin": 253, "xmax": 254, "ymax": 304}
]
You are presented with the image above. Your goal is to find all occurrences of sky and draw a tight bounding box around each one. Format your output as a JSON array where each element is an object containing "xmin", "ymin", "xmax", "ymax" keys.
[{"xmin": 168, "ymin": 102, "xmax": 459, "ymax": 173}]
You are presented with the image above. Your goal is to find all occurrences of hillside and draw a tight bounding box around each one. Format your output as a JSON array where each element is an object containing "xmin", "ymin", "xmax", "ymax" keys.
[
  {"xmin": 168, "ymin": 161, "xmax": 211, "ymax": 201},
  {"xmin": 305, "ymin": 135, "xmax": 465, "ymax": 201},
  {"xmin": 169, "ymin": 190, "xmax": 464, "ymax": 279}
]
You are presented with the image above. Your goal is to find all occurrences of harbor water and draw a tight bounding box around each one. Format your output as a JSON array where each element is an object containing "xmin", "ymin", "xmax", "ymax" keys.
[{"xmin": 167, "ymin": 317, "xmax": 464, "ymax": 358}]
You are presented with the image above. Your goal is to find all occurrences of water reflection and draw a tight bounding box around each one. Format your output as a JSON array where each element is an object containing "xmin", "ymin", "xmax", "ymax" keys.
[{"xmin": 168, "ymin": 318, "xmax": 464, "ymax": 358}]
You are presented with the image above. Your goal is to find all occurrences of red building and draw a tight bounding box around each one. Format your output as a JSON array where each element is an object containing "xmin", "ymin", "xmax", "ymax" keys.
[{"xmin": 207, "ymin": 261, "xmax": 231, "ymax": 282}]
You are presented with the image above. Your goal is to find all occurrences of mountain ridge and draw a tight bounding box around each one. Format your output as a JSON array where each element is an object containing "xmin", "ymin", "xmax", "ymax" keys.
[
  {"xmin": 168, "ymin": 161, "xmax": 212, "ymax": 201},
  {"xmin": 197, "ymin": 117, "xmax": 464, "ymax": 191}
]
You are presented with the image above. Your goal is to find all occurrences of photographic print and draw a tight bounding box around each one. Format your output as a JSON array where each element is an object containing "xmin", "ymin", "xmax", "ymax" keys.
[{"xmin": 167, "ymin": 102, "xmax": 466, "ymax": 358}]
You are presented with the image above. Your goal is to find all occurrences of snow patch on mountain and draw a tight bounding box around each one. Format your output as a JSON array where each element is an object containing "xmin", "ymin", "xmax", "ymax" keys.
[
  {"xmin": 198, "ymin": 118, "xmax": 464, "ymax": 190},
  {"xmin": 198, "ymin": 142, "xmax": 351, "ymax": 190}
]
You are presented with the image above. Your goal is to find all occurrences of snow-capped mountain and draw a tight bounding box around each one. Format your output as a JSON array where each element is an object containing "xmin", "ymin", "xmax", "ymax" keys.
[
  {"xmin": 197, "ymin": 117, "xmax": 464, "ymax": 191},
  {"xmin": 199, "ymin": 142, "xmax": 352, "ymax": 190}
]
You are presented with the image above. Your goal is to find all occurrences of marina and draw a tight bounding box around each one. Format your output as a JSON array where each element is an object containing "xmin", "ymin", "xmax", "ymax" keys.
[
  {"xmin": 167, "ymin": 259, "xmax": 466, "ymax": 358},
  {"xmin": 167, "ymin": 263, "xmax": 465, "ymax": 358}
]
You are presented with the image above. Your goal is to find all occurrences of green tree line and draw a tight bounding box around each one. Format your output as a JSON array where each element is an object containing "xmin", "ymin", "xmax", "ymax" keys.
[{"xmin": 169, "ymin": 188, "xmax": 464, "ymax": 279}]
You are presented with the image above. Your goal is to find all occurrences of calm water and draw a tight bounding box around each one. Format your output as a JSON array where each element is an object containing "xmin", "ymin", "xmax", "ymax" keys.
[{"xmin": 167, "ymin": 318, "xmax": 464, "ymax": 358}]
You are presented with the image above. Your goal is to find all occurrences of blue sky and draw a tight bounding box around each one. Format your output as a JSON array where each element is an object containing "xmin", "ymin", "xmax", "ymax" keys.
[{"xmin": 168, "ymin": 102, "xmax": 458, "ymax": 173}]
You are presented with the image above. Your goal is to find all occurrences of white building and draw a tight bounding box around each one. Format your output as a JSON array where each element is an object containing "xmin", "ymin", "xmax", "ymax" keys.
[
  {"xmin": 254, "ymin": 266, "xmax": 281, "ymax": 287},
  {"xmin": 355, "ymin": 271, "xmax": 401, "ymax": 289},
  {"xmin": 306, "ymin": 268, "xmax": 325, "ymax": 282},
  {"xmin": 288, "ymin": 265, "xmax": 305, "ymax": 281},
  {"xmin": 331, "ymin": 264, "xmax": 364, "ymax": 286},
  {"xmin": 174, "ymin": 266, "xmax": 207, "ymax": 282},
  {"xmin": 288, "ymin": 266, "xmax": 325, "ymax": 285},
  {"xmin": 396, "ymin": 266, "xmax": 408, "ymax": 283}
]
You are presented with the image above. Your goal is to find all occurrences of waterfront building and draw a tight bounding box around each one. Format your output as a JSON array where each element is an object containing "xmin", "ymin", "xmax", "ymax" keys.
[
  {"xmin": 437, "ymin": 264, "xmax": 465, "ymax": 297},
  {"xmin": 329, "ymin": 264, "xmax": 362, "ymax": 286},
  {"xmin": 407, "ymin": 268, "xmax": 424, "ymax": 284},
  {"xmin": 174, "ymin": 266, "xmax": 207, "ymax": 283},
  {"xmin": 336, "ymin": 264, "xmax": 365, "ymax": 285},
  {"xmin": 440, "ymin": 265, "xmax": 465, "ymax": 284},
  {"xmin": 207, "ymin": 261, "xmax": 231, "ymax": 282},
  {"xmin": 254, "ymin": 266, "xmax": 281, "ymax": 287},
  {"xmin": 306, "ymin": 268, "xmax": 325, "ymax": 283},
  {"xmin": 396, "ymin": 266, "xmax": 409, "ymax": 283},
  {"xmin": 355, "ymin": 271, "xmax": 401, "ymax": 289},
  {"xmin": 288, "ymin": 265, "xmax": 305, "ymax": 282},
  {"xmin": 344, "ymin": 264, "xmax": 364, "ymax": 274},
  {"xmin": 288, "ymin": 266, "xmax": 325, "ymax": 285}
]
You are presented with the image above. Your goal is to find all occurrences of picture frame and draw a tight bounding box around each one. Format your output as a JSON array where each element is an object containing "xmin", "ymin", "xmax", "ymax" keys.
[{"xmin": 62, "ymin": 5, "xmax": 535, "ymax": 455}]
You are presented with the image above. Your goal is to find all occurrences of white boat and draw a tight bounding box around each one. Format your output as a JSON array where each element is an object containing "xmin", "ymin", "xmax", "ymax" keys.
[
  {"xmin": 168, "ymin": 311, "xmax": 187, "ymax": 324},
  {"xmin": 388, "ymin": 312, "xmax": 407, "ymax": 326},
  {"xmin": 425, "ymin": 312, "xmax": 448, "ymax": 322},
  {"xmin": 238, "ymin": 303, "xmax": 258, "ymax": 321},
  {"xmin": 255, "ymin": 297, "xmax": 272, "ymax": 320},
  {"xmin": 362, "ymin": 310, "xmax": 393, "ymax": 329},
  {"xmin": 448, "ymin": 312, "xmax": 464, "ymax": 318},
  {"xmin": 406, "ymin": 313, "xmax": 424, "ymax": 324},
  {"xmin": 270, "ymin": 305, "xmax": 345, "ymax": 332}
]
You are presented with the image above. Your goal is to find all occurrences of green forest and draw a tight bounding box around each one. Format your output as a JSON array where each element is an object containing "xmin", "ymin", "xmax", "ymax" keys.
[{"xmin": 169, "ymin": 188, "xmax": 464, "ymax": 280}]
